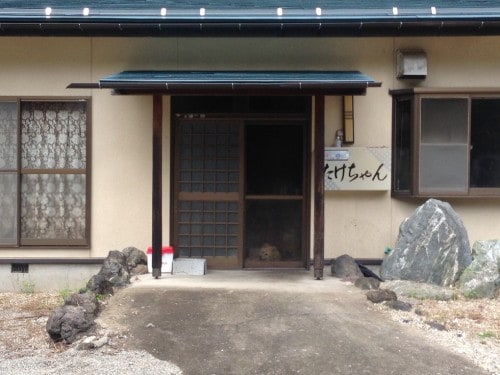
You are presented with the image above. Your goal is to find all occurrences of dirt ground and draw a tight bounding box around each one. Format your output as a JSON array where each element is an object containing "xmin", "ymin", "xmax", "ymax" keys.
[{"xmin": 0, "ymin": 289, "xmax": 498, "ymax": 366}]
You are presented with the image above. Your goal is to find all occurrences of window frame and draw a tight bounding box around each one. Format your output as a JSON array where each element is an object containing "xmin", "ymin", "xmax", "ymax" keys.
[
  {"xmin": 391, "ymin": 88, "xmax": 500, "ymax": 198},
  {"xmin": 0, "ymin": 97, "xmax": 91, "ymax": 248}
]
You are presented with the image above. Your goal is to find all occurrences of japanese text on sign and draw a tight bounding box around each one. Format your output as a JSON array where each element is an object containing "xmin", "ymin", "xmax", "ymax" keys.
[{"xmin": 324, "ymin": 147, "xmax": 391, "ymax": 191}]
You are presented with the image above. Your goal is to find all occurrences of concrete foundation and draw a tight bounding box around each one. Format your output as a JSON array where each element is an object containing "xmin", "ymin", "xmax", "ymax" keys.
[{"xmin": 0, "ymin": 264, "xmax": 102, "ymax": 293}]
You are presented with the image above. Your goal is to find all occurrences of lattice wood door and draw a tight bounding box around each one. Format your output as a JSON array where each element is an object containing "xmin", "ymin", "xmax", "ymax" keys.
[{"xmin": 173, "ymin": 118, "xmax": 242, "ymax": 268}]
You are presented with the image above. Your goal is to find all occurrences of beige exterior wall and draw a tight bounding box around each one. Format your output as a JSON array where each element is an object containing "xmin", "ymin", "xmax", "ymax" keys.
[{"xmin": 1, "ymin": 36, "xmax": 500, "ymax": 262}]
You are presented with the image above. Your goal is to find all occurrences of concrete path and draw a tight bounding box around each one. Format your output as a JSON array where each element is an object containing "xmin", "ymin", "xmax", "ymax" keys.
[{"xmin": 100, "ymin": 269, "xmax": 489, "ymax": 375}]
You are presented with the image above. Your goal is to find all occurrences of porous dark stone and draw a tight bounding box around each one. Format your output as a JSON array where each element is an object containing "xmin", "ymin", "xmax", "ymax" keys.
[
  {"xmin": 122, "ymin": 246, "xmax": 148, "ymax": 269},
  {"xmin": 366, "ymin": 289, "xmax": 397, "ymax": 303},
  {"xmin": 64, "ymin": 292, "xmax": 99, "ymax": 317},
  {"xmin": 380, "ymin": 199, "xmax": 472, "ymax": 287},
  {"xmin": 83, "ymin": 274, "xmax": 114, "ymax": 296},
  {"xmin": 46, "ymin": 305, "xmax": 95, "ymax": 344},
  {"xmin": 331, "ymin": 254, "xmax": 363, "ymax": 279},
  {"xmin": 354, "ymin": 277, "xmax": 380, "ymax": 290},
  {"xmin": 98, "ymin": 250, "xmax": 130, "ymax": 287}
]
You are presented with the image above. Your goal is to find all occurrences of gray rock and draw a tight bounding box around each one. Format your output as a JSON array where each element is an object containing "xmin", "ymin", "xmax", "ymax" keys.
[
  {"xmin": 46, "ymin": 305, "xmax": 95, "ymax": 344},
  {"xmin": 458, "ymin": 239, "xmax": 500, "ymax": 299},
  {"xmin": 385, "ymin": 300, "xmax": 412, "ymax": 311},
  {"xmin": 354, "ymin": 277, "xmax": 380, "ymax": 290},
  {"xmin": 84, "ymin": 274, "xmax": 114, "ymax": 296},
  {"xmin": 76, "ymin": 335, "xmax": 109, "ymax": 350},
  {"xmin": 383, "ymin": 280, "xmax": 458, "ymax": 301},
  {"xmin": 380, "ymin": 199, "xmax": 472, "ymax": 287},
  {"xmin": 130, "ymin": 264, "xmax": 148, "ymax": 275},
  {"xmin": 366, "ymin": 289, "xmax": 397, "ymax": 303},
  {"xmin": 98, "ymin": 250, "xmax": 130, "ymax": 287},
  {"xmin": 331, "ymin": 254, "xmax": 363, "ymax": 280},
  {"xmin": 122, "ymin": 246, "xmax": 148, "ymax": 269}
]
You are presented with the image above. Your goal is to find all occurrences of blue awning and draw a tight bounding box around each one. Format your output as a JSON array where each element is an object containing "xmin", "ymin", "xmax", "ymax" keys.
[{"xmin": 69, "ymin": 70, "xmax": 381, "ymax": 95}]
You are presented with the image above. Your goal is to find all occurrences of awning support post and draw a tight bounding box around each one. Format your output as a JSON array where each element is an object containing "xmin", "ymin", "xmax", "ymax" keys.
[
  {"xmin": 152, "ymin": 95, "xmax": 163, "ymax": 278},
  {"xmin": 313, "ymin": 95, "xmax": 325, "ymax": 280}
]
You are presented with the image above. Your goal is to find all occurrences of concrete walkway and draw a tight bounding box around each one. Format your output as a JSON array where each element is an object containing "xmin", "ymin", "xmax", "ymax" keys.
[{"xmin": 100, "ymin": 269, "xmax": 489, "ymax": 375}]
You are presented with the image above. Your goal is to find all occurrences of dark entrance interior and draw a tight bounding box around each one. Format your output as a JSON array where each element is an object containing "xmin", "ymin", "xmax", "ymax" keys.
[
  {"xmin": 244, "ymin": 124, "xmax": 305, "ymax": 267},
  {"xmin": 172, "ymin": 96, "xmax": 310, "ymax": 268}
]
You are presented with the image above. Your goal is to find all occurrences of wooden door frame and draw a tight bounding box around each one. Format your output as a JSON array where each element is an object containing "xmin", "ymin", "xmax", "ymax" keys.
[{"xmin": 170, "ymin": 99, "xmax": 312, "ymax": 269}]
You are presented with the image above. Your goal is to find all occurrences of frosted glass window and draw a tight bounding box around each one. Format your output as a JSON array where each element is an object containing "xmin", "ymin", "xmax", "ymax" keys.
[
  {"xmin": 419, "ymin": 98, "xmax": 469, "ymax": 194},
  {"xmin": 21, "ymin": 102, "xmax": 87, "ymax": 169},
  {"xmin": 421, "ymin": 98, "xmax": 468, "ymax": 144},
  {"xmin": 21, "ymin": 174, "xmax": 86, "ymax": 241},
  {"xmin": 0, "ymin": 102, "xmax": 18, "ymax": 170},
  {"xmin": 0, "ymin": 173, "xmax": 17, "ymax": 245},
  {"xmin": 419, "ymin": 145, "xmax": 468, "ymax": 192}
]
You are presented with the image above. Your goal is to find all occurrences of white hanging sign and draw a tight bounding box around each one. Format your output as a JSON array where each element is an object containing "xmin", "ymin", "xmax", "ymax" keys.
[{"xmin": 324, "ymin": 147, "xmax": 391, "ymax": 191}]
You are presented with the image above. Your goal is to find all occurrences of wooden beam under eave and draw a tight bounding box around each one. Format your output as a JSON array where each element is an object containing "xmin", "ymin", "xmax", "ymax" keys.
[
  {"xmin": 313, "ymin": 95, "xmax": 325, "ymax": 280},
  {"xmin": 152, "ymin": 95, "xmax": 163, "ymax": 278}
]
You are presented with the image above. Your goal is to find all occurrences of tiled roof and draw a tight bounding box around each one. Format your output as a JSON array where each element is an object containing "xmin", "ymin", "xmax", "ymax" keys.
[
  {"xmin": 0, "ymin": 1, "xmax": 499, "ymax": 10},
  {"xmin": 1, "ymin": 0, "xmax": 500, "ymax": 36}
]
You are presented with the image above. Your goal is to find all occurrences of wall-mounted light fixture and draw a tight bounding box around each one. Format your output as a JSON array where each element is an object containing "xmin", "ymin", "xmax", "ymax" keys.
[{"xmin": 343, "ymin": 96, "xmax": 354, "ymax": 144}]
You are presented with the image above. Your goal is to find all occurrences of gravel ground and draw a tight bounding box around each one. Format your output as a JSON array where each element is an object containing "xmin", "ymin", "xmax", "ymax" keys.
[
  {"xmin": 368, "ymin": 294, "xmax": 499, "ymax": 375},
  {"xmin": 0, "ymin": 349, "xmax": 182, "ymax": 375},
  {"xmin": 0, "ymin": 288, "xmax": 498, "ymax": 375},
  {"xmin": 0, "ymin": 292, "xmax": 182, "ymax": 375}
]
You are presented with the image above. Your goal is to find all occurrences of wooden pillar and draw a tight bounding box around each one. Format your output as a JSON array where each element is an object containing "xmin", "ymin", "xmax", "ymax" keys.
[
  {"xmin": 152, "ymin": 95, "xmax": 163, "ymax": 278},
  {"xmin": 313, "ymin": 95, "xmax": 325, "ymax": 280}
]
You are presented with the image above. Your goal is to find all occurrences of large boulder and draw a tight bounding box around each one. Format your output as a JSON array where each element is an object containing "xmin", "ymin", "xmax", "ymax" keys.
[
  {"xmin": 98, "ymin": 250, "xmax": 130, "ymax": 287},
  {"xmin": 46, "ymin": 292, "xmax": 98, "ymax": 344},
  {"xmin": 458, "ymin": 240, "xmax": 500, "ymax": 298},
  {"xmin": 383, "ymin": 280, "xmax": 458, "ymax": 301},
  {"xmin": 381, "ymin": 199, "xmax": 472, "ymax": 287}
]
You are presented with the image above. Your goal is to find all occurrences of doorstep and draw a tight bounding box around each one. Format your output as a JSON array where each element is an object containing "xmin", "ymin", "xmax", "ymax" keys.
[{"xmin": 172, "ymin": 258, "xmax": 207, "ymax": 276}]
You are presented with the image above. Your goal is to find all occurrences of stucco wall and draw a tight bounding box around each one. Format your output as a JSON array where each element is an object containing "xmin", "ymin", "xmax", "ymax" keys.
[{"xmin": 1, "ymin": 36, "xmax": 500, "ymax": 263}]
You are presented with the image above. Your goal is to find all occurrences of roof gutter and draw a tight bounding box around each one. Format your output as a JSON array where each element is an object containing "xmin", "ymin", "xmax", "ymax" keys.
[{"xmin": 1, "ymin": 17, "xmax": 500, "ymax": 36}]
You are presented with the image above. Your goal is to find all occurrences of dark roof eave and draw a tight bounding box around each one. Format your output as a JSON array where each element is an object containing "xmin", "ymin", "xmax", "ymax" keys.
[
  {"xmin": 68, "ymin": 70, "xmax": 382, "ymax": 95},
  {"xmin": 69, "ymin": 82, "xmax": 381, "ymax": 96},
  {"xmin": 3, "ymin": 18, "xmax": 500, "ymax": 36}
]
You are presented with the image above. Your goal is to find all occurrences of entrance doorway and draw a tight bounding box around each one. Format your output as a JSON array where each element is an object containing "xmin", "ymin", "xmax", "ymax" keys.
[{"xmin": 172, "ymin": 97, "xmax": 310, "ymax": 268}]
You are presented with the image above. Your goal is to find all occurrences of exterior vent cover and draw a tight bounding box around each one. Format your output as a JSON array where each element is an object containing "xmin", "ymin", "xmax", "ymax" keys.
[
  {"xmin": 397, "ymin": 50, "xmax": 427, "ymax": 79},
  {"xmin": 11, "ymin": 263, "xmax": 29, "ymax": 273}
]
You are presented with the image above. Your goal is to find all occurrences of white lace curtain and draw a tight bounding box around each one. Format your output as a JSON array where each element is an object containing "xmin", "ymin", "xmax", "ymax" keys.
[{"xmin": 21, "ymin": 102, "xmax": 86, "ymax": 169}]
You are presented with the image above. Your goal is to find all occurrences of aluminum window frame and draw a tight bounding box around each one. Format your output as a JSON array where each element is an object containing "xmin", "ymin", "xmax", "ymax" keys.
[
  {"xmin": 0, "ymin": 97, "xmax": 91, "ymax": 248},
  {"xmin": 391, "ymin": 89, "xmax": 500, "ymax": 198}
]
